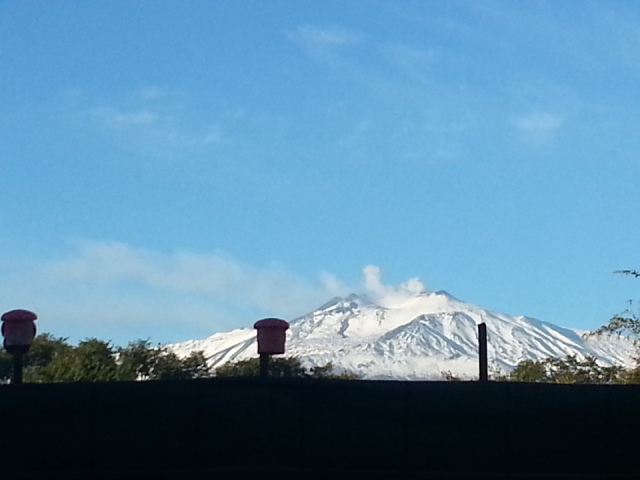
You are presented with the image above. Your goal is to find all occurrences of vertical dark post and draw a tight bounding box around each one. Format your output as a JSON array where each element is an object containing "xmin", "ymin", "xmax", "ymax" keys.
[
  {"xmin": 12, "ymin": 352, "xmax": 23, "ymax": 385},
  {"xmin": 254, "ymin": 318, "xmax": 289, "ymax": 378},
  {"xmin": 260, "ymin": 353, "xmax": 270, "ymax": 378},
  {"xmin": 478, "ymin": 322, "xmax": 488, "ymax": 382},
  {"xmin": 2, "ymin": 309, "xmax": 37, "ymax": 384}
]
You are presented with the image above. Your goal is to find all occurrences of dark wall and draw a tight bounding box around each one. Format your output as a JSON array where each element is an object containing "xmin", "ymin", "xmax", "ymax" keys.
[{"xmin": 0, "ymin": 379, "xmax": 638, "ymax": 479}]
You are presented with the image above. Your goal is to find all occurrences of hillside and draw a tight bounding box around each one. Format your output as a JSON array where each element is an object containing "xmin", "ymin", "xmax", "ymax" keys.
[{"xmin": 170, "ymin": 291, "xmax": 636, "ymax": 379}]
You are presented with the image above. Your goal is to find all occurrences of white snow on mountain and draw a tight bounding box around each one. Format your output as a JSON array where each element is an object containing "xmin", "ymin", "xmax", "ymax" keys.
[{"xmin": 170, "ymin": 289, "xmax": 637, "ymax": 380}]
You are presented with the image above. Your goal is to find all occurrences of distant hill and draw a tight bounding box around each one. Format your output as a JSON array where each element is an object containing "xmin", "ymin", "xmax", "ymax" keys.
[{"xmin": 170, "ymin": 291, "xmax": 636, "ymax": 379}]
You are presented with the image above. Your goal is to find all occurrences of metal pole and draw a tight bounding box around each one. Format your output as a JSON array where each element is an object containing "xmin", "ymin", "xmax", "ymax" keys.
[
  {"xmin": 260, "ymin": 353, "xmax": 270, "ymax": 378},
  {"xmin": 478, "ymin": 322, "xmax": 488, "ymax": 382},
  {"xmin": 12, "ymin": 352, "xmax": 23, "ymax": 385}
]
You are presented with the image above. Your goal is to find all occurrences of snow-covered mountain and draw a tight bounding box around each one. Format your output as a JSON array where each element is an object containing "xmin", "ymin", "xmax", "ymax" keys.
[{"xmin": 170, "ymin": 291, "xmax": 637, "ymax": 380}]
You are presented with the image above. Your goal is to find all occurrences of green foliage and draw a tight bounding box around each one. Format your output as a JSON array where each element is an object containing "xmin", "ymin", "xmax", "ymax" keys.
[
  {"xmin": 116, "ymin": 340, "xmax": 210, "ymax": 381},
  {"xmin": 311, "ymin": 362, "xmax": 360, "ymax": 380},
  {"xmin": 0, "ymin": 333, "xmax": 72, "ymax": 383},
  {"xmin": 0, "ymin": 352, "xmax": 10, "ymax": 382},
  {"xmin": 591, "ymin": 307, "xmax": 640, "ymax": 338},
  {"xmin": 508, "ymin": 359, "xmax": 547, "ymax": 383},
  {"xmin": 506, "ymin": 355, "xmax": 626, "ymax": 384},
  {"xmin": 440, "ymin": 370, "xmax": 461, "ymax": 381},
  {"xmin": 174, "ymin": 351, "xmax": 211, "ymax": 380},
  {"xmin": 0, "ymin": 334, "xmax": 211, "ymax": 384},
  {"xmin": 564, "ymin": 268, "xmax": 640, "ymax": 384},
  {"xmin": 117, "ymin": 339, "xmax": 159, "ymax": 381},
  {"xmin": 488, "ymin": 364, "xmax": 508, "ymax": 381},
  {"xmin": 617, "ymin": 270, "xmax": 640, "ymax": 278},
  {"xmin": 215, "ymin": 356, "xmax": 359, "ymax": 379},
  {"xmin": 590, "ymin": 270, "xmax": 640, "ymax": 338},
  {"xmin": 615, "ymin": 364, "xmax": 640, "ymax": 384},
  {"xmin": 27, "ymin": 338, "xmax": 122, "ymax": 383},
  {"xmin": 215, "ymin": 356, "xmax": 303, "ymax": 377},
  {"xmin": 2, "ymin": 334, "xmax": 354, "ymax": 383},
  {"xmin": 23, "ymin": 333, "xmax": 73, "ymax": 368}
]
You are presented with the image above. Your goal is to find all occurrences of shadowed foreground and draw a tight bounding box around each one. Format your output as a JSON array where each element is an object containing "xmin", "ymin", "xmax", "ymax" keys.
[{"xmin": 0, "ymin": 378, "xmax": 637, "ymax": 479}]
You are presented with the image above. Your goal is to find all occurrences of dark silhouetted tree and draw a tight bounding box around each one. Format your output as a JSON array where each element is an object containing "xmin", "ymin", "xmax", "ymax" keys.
[
  {"xmin": 591, "ymin": 270, "xmax": 640, "ymax": 338},
  {"xmin": 506, "ymin": 355, "xmax": 625, "ymax": 384},
  {"xmin": 0, "ymin": 334, "xmax": 210, "ymax": 383},
  {"xmin": 116, "ymin": 339, "xmax": 210, "ymax": 381},
  {"xmin": 215, "ymin": 356, "xmax": 359, "ymax": 379}
]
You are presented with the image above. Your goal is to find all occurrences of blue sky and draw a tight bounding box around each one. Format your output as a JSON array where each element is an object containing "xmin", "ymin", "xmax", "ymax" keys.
[{"xmin": 1, "ymin": 1, "xmax": 639, "ymax": 346}]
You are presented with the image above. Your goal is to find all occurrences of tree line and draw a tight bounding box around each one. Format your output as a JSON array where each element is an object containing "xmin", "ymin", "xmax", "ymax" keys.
[
  {"xmin": 2, "ymin": 332, "xmax": 638, "ymax": 384},
  {"xmin": 492, "ymin": 354, "xmax": 640, "ymax": 384},
  {"xmin": 0, "ymin": 334, "xmax": 357, "ymax": 383},
  {"xmin": 0, "ymin": 335, "xmax": 210, "ymax": 383},
  {"xmin": 447, "ymin": 269, "xmax": 640, "ymax": 384}
]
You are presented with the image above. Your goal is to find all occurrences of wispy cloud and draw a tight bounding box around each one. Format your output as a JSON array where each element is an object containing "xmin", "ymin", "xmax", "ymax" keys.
[
  {"xmin": 378, "ymin": 43, "xmax": 437, "ymax": 81},
  {"xmin": 0, "ymin": 240, "xmax": 351, "ymax": 343},
  {"xmin": 0, "ymin": 240, "xmax": 434, "ymax": 344},
  {"xmin": 138, "ymin": 85, "xmax": 172, "ymax": 100},
  {"xmin": 286, "ymin": 25, "xmax": 480, "ymax": 165},
  {"xmin": 89, "ymin": 107, "xmax": 159, "ymax": 126},
  {"xmin": 41, "ymin": 241, "xmax": 347, "ymax": 317},
  {"xmin": 512, "ymin": 112, "xmax": 565, "ymax": 144},
  {"xmin": 287, "ymin": 25, "xmax": 364, "ymax": 65},
  {"xmin": 69, "ymin": 87, "xmax": 228, "ymax": 157},
  {"xmin": 288, "ymin": 25, "xmax": 363, "ymax": 49},
  {"xmin": 68, "ymin": 88, "xmax": 297, "ymax": 173}
]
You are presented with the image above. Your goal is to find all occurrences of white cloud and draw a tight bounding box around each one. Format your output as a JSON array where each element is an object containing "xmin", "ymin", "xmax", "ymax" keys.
[
  {"xmin": 362, "ymin": 265, "xmax": 426, "ymax": 307},
  {"xmin": 287, "ymin": 25, "xmax": 364, "ymax": 65},
  {"xmin": 0, "ymin": 241, "xmax": 356, "ymax": 344},
  {"xmin": 138, "ymin": 85, "xmax": 171, "ymax": 100},
  {"xmin": 90, "ymin": 107, "xmax": 158, "ymax": 126},
  {"xmin": 513, "ymin": 112, "xmax": 565, "ymax": 144},
  {"xmin": 288, "ymin": 25, "xmax": 363, "ymax": 49},
  {"xmin": 319, "ymin": 271, "xmax": 350, "ymax": 298},
  {"xmin": 77, "ymin": 89, "xmax": 227, "ymax": 154},
  {"xmin": 27, "ymin": 245, "xmax": 430, "ymax": 312},
  {"xmin": 515, "ymin": 112, "xmax": 563, "ymax": 132},
  {"xmin": 41, "ymin": 241, "xmax": 346, "ymax": 317},
  {"xmin": 1, "ymin": 241, "xmax": 433, "ymax": 344},
  {"xmin": 379, "ymin": 43, "xmax": 436, "ymax": 79}
]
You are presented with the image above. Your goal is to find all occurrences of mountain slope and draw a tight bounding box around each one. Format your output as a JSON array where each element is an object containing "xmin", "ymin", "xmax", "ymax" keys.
[{"xmin": 170, "ymin": 291, "xmax": 636, "ymax": 380}]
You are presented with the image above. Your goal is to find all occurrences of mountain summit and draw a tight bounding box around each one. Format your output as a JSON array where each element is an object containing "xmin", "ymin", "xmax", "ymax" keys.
[{"xmin": 170, "ymin": 291, "xmax": 636, "ymax": 379}]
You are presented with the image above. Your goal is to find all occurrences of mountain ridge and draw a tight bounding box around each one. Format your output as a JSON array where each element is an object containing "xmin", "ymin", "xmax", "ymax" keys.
[{"xmin": 170, "ymin": 291, "xmax": 636, "ymax": 380}]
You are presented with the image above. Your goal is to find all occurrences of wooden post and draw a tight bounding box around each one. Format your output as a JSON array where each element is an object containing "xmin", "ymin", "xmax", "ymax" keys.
[
  {"xmin": 478, "ymin": 322, "xmax": 488, "ymax": 382},
  {"xmin": 12, "ymin": 352, "xmax": 23, "ymax": 385},
  {"xmin": 260, "ymin": 353, "xmax": 270, "ymax": 378}
]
